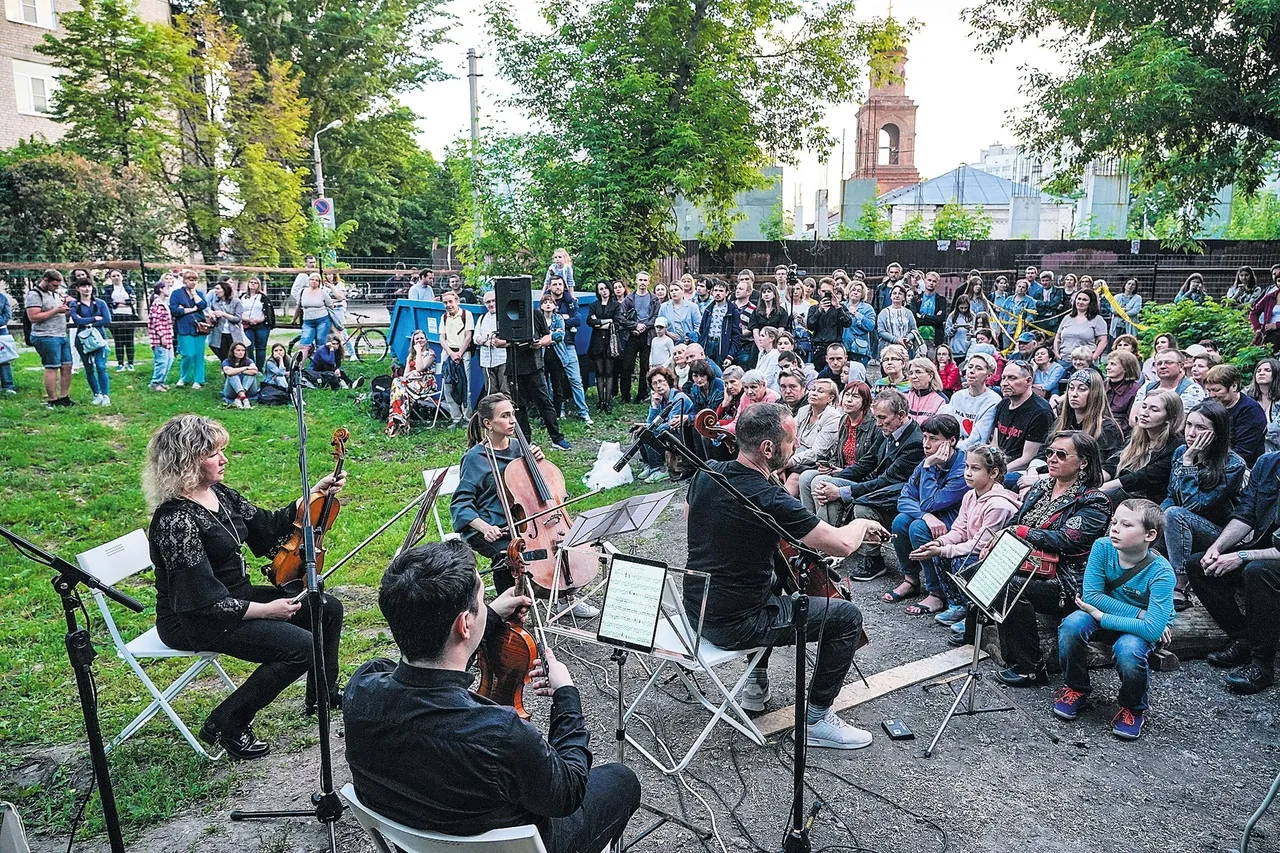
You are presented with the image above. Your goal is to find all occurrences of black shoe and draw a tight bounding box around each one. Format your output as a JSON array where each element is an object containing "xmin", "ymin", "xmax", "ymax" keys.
[
  {"xmin": 994, "ymin": 666, "xmax": 1049, "ymax": 687},
  {"xmin": 1208, "ymin": 639, "xmax": 1251, "ymax": 669},
  {"xmin": 57, "ymin": 396, "xmax": 74, "ymax": 407},
  {"xmin": 305, "ymin": 690, "xmax": 343, "ymax": 717},
  {"xmin": 201, "ymin": 721, "xmax": 270, "ymax": 760},
  {"xmin": 1225, "ymin": 662, "xmax": 1275, "ymax": 695},
  {"xmin": 848, "ymin": 557, "xmax": 887, "ymax": 582},
  {"xmin": 947, "ymin": 631, "xmax": 968, "ymax": 648}
]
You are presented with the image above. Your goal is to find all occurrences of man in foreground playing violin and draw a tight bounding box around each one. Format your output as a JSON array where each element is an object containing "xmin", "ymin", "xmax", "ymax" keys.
[
  {"xmin": 344, "ymin": 541, "xmax": 641, "ymax": 853},
  {"xmin": 684, "ymin": 403, "xmax": 890, "ymax": 749}
]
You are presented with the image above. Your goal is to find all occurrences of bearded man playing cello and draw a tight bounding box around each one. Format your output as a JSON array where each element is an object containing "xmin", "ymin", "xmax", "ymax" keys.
[{"xmin": 683, "ymin": 402, "xmax": 888, "ymax": 749}]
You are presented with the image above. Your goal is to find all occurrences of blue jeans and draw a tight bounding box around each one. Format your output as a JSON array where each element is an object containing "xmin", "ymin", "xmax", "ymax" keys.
[
  {"xmin": 223, "ymin": 373, "xmax": 259, "ymax": 401},
  {"xmin": 1059, "ymin": 610, "xmax": 1153, "ymax": 711},
  {"xmin": 891, "ymin": 514, "xmax": 933, "ymax": 584},
  {"xmin": 177, "ymin": 334, "xmax": 206, "ymax": 384},
  {"xmin": 246, "ymin": 325, "xmax": 270, "ymax": 369},
  {"xmin": 300, "ymin": 316, "xmax": 330, "ymax": 347},
  {"xmin": 920, "ymin": 552, "xmax": 978, "ymax": 606},
  {"xmin": 1162, "ymin": 506, "xmax": 1222, "ymax": 579},
  {"xmin": 150, "ymin": 345, "xmax": 173, "ymax": 386},
  {"xmin": 77, "ymin": 344, "xmax": 110, "ymax": 396},
  {"xmin": 555, "ymin": 344, "xmax": 590, "ymax": 418}
]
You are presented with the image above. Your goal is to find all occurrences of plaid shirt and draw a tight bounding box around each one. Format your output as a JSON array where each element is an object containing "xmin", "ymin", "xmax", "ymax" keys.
[{"xmin": 148, "ymin": 301, "xmax": 173, "ymax": 348}]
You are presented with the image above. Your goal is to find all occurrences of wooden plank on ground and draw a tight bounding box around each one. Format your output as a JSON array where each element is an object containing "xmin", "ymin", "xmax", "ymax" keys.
[{"xmin": 756, "ymin": 645, "xmax": 983, "ymax": 736}]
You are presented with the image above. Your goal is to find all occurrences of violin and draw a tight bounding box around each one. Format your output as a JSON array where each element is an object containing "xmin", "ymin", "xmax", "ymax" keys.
[
  {"xmin": 776, "ymin": 540, "xmax": 849, "ymax": 601},
  {"xmin": 265, "ymin": 428, "xmax": 349, "ymax": 588},
  {"xmin": 476, "ymin": 540, "xmax": 543, "ymax": 720},
  {"xmin": 693, "ymin": 408, "xmax": 738, "ymax": 456}
]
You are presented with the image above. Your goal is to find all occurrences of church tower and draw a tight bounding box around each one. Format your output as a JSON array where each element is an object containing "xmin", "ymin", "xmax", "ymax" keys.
[{"xmin": 852, "ymin": 46, "xmax": 921, "ymax": 193}]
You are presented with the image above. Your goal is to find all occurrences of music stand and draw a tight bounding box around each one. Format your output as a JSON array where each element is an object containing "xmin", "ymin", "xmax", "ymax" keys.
[
  {"xmin": 923, "ymin": 529, "xmax": 1043, "ymax": 757},
  {"xmin": 594, "ymin": 553, "xmax": 710, "ymax": 849}
]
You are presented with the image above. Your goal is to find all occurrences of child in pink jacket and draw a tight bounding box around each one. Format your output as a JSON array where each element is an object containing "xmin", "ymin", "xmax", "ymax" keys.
[{"xmin": 910, "ymin": 443, "xmax": 1022, "ymax": 626}]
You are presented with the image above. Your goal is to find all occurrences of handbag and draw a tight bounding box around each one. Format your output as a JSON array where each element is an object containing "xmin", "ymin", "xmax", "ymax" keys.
[
  {"xmin": 77, "ymin": 326, "xmax": 108, "ymax": 353},
  {"xmin": 195, "ymin": 320, "xmax": 213, "ymax": 334},
  {"xmin": 0, "ymin": 334, "xmax": 17, "ymax": 365},
  {"xmin": 1016, "ymin": 548, "xmax": 1059, "ymax": 580}
]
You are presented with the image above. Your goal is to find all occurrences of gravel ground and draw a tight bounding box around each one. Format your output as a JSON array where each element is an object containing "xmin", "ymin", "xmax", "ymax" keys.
[{"xmin": 27, "ymin": 485, "xmax": 1280, "ymax": 853}]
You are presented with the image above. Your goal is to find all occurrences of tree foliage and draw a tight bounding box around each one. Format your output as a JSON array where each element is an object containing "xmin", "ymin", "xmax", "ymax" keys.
[
  {"xmin": 931, "ymin": 201, "xmax": 992, "ymax": 240},
  {"xmin": 1137, "ymin": 297, "xmax": 1263, "ymax": 368},
  {"xmin": 1223, "ymin": 190, "xmax": 1280, "ymax": 240},
  {"xmin": 964, "ymin": 1, "xmax": 1280, "ymax": 244},
  {"xmin": 36, "ymin": 0, "xmax": 192, "ymax": 172},
  {"xmin": 845, "ymin": 199, "xmax": 893, "ymax": 241},
  {"xmin": 895, "ymin": 213, "xmax": 930, "ymax": 240},
  {"xmin": 486, "ymin": 0, "xmax": 910, "ymax": 274}
]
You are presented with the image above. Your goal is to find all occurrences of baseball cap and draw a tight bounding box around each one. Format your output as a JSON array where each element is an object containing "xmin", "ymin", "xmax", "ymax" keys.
[
  {"xmin": 1017, "ymin": 331, "xmax": 1038, "ymax": 344},
  {"xmin": 1184, "ymin": 344, "xmax": 1208, "ymax": 358},
  {"xmin": 654, "ymin": 316, "xmax": 669, "ymax": 327}
]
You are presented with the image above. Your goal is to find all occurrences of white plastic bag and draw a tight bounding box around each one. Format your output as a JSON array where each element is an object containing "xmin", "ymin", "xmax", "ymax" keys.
[{"xmin": 584, "ymin": 441, "xmax": 634, "ymax": 490}]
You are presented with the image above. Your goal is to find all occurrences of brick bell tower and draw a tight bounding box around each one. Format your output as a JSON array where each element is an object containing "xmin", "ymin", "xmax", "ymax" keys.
[{"xmin": 852, "ymin": 45, "xmax": 921, "ymax": 193}]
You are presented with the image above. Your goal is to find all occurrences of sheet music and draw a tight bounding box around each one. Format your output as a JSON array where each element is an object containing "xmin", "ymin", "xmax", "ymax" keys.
[
  {"xmin": 965, "ymin": 530, "xmax": 1031, "ymax": 608},
  {"xmin": 596, "ymin": 555, "xmax": 667, "ymax": 652}
]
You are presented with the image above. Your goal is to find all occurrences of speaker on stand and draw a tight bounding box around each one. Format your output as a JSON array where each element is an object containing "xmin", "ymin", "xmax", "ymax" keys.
[{"xmin": 494, "ymin": 276, "xmax": 534, "ymax": 344}]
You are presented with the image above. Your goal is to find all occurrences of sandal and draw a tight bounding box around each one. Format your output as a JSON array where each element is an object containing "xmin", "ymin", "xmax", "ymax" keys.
[
  {"xmin": 882, "ymin": 579, "xmax": 920, "ymax": 603},
  {"xmin": 1172, "ymin": 588, "xmax": 1192, "ymax": 612},
  {"xmin": 904, "ymin": 596, "xmax": 947, "ymax": 617}
]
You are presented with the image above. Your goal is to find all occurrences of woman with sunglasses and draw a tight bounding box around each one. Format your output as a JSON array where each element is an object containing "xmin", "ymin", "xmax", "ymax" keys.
[{"xmin": 990, "ymin": 431, "xmax": 1111, "ymax": 687}]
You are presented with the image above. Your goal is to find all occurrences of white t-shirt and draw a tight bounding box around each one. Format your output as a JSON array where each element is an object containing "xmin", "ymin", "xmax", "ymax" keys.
[
  {"xmin": 291, "ymin": 272, "xmax": 313, "ymax": 303},
  {"xmin": 475, "ymin": 312, "xmax": 506, "ymax": 368},
  {"xmin": 649, "ymin": 335, "xmax": 675, "ymax": 371}
]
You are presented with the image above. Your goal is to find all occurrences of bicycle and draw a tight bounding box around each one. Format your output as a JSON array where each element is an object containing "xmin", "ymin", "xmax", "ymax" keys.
[{"xmin": 287, "ymin": 312, "xmax": 389, "ymax": 363}]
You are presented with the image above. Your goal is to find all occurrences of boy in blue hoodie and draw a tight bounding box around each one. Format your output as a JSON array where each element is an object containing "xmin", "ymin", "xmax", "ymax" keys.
[{"xmin": 1052, "ymin": 498, "xmax": 1175, "ymax": 740}]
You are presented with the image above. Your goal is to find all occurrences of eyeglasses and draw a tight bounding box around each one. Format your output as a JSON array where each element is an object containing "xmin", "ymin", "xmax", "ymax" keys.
[{"xmin": 1046, "ymin": 448, "xmax": 1077, "ymax": 462}]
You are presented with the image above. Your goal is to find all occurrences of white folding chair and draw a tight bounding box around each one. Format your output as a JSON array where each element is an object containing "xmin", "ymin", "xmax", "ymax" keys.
[
  {"xmin": 622, "ymin": 573, "xmax": 768, "ymax": 775},
  {"xmin": 423, "ymin": 466, "xmax": 463, "ymax": 542},
  {"xmin": 76, "ymin": 529, "xmax": 236, "ymax": 760},
  {"xmin": 341, "ymin": 783, "xmax": 547, "ymax": 853}
]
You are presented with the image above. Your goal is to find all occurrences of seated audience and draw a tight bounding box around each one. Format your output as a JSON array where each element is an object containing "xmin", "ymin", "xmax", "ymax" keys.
[
  {"xmin": 221, "ymin": 341, "xmax": 260, "ymax": 408},
  {"xmin": 344, "ymin": 541, "xmax": 640, "ymax": 853},
  {"xmin": 935, "ymin": 344, "xmax": 962, "ymax": 393},
  {"xmin": 307, "ymin": 335, "xmax": 361, "ymax": 389},
  {"xmin": 993, "ymin": 361, "xmax": 1054, "ymax": 481},
  {"xmin": 874, "ymin": 344, "xmax": 910, "ymax": 392},
  {"xmin": 386, "ymin": 330, "xmax": 438, "ymax": 437},
  {"xmin": 722, "ymin": 369, "xmax": 778, "ymax": 434},
  {"xmin": 816, "ymin": 342, "xmax": 866, "ymax": 388},
  {"xmin": 942, "ymin": 352, "xmax": 1002, "ymax": 452},
  {"xmin": 1021, "ymin": 370, "xmax": 1124, "ymax": 490},
  {"xmin": 1162, "ymin": 400, "xmax": 1248, "ymax": 611},
  {"xmin": 904, "ymin": 357, "xmax": 948, "ymax": 425},
  {"xmin": 886, "ymin": 415, "xmax": 969, "ymax": 615},
  {"xmin": 1138, "ymin": 332, "xmax": 1178, "ymax": 383},
  {"xmin": 1132, "ymin": 348, "xmax": 1204, "ymax": 427},
  {"xmin": 1030, "ymin": 345, "xmax": 1064, "ymax": 398},
  {"xmin": 1202, "ymin": 364, "xmax": 1267, "ymax": 466},
  {"xmin": 716, "ymin": 365, "xmax": 746, "ymax": 429},
  {"xmin": 777, "ymin": 368, "xmax": 808, "ymax": 416},
  {"xmin": 1053, "ymin": 499, "xmax": 1174, "ymax": 741},
  {"xmin": 634, "ymin": 366, "xmax": 694, "ymax": 484},
  {"xmin": 1102, "ymin": 390, "xmax": 1185, "ymax": 502},
  {"xmin": 992, "ymin": 431, "xmax": 1111, "ymax": 686},
  {"xmin": 1187, "ymin": 449, "xmax": 1280, "ymax": 694},
  {"xmin": 784, "ymin": 378, "xmax": 842, "ymax": 495},
  {"xmin": 1105, "ymin": 350, "xmax": 1142, "ymax": 434},
  {"xmin": 263, "ymin": 343, "xmax": 290, "ymax": 392},
  {"xmin": 804, "ymin": 381, "xmax": 883, "ymax": 525}
]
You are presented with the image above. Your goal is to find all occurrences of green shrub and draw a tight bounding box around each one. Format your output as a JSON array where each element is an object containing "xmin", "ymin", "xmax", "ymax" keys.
[{"xmin": 1136, "ymin": 297, "xmax": 1260, "ymax": 368}]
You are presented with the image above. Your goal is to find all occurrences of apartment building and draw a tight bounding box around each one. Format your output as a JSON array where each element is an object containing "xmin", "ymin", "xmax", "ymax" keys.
[{"xmin": 0, "ymin": 0, "xmax": 171, "ymax": 149}]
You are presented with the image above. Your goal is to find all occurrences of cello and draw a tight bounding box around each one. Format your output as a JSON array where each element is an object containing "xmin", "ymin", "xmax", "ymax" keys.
[{"xmin": 265, "ymin": 427, "xmax": 349, "ymax": 588}]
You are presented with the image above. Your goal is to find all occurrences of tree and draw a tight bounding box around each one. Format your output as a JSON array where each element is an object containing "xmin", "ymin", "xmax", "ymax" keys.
[
  {"xmin": 1223, "ymin": 191, "xmax": 1280, "ymax": 240},
  {"xmin": 895, "ymin": 213, "xmax": 930, "ymax": 240},
  {"xmin": 847, "ymin": 199, "xmax": 893, "ymax": 241},
  {"xmin": 486, "ymin": 0, "xmax": 910, "ymax": 273},
  {"xmin": 1138, "ymin": 297, "xmax": 1267, "ymax": 371},
  {"xmin": 35, "ymin": 0, "xmax": 192, "ymax": 171},
  {"xmin": 931, "ymin": 201, "xmax": 992, "ymax": 240},
  {"xmin": 964, "ymin": 1, "xmax": 1280, "ymax": 244}
]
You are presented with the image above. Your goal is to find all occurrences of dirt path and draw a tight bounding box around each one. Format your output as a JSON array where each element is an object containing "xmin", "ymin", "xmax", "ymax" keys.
[{"xmin": 28, "ymin": 491, "xmax": 1280, "ymax": 853}]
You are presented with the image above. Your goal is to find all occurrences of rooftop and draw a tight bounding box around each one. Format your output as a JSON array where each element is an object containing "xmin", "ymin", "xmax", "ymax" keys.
[{"xmin": 878, "ymin": 164, "xmax": 1068, "ymax": 207}]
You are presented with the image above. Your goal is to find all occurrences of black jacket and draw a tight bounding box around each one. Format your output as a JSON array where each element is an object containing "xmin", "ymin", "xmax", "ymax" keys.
[
  {"xmin": 343, "ymin": 633, "xmax": 591, "ymax": 843},
  {"xmin": 842, "ymin": 419, "xmax": 924, "ymax": 513},
  {"xmin": 825, "ymin": 414, "xmax": 884, "ymax": 473},
  {"xmin": 909, "ymin": 291, "xmax": 947, "ymax": 337},
  {"xmin": 586, "ymin": 298, "xmax": 622, "ymax": 357},
  {"xmin": 1231, "ymin": 451, "xmax": 1280, "ymax": 538}
]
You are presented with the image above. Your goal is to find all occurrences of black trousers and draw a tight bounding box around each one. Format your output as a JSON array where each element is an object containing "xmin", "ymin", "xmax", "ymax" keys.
[
  {"xmin": 545, "ymin": 348, "xmax": 567, "ymax": 414},
  {"xmin": 509, "ymin": 368, "xmax": 564, "ymax": 442},
  {"xmin": 546, "ymin": 763, "xmax": 641, "ymax": 853},
  {"xmin": 1187, "ymin": 553, "xmax": 1280, "ymax": 665},
  {"xmin": 166, "ymin": 586, "xmax": 343, "ymax": 731},
  {"xmin": 996, "ymin": 577, "xmax": 1075, "ymax": 672},
  {"xmin": 110, "ymin": 321, "xmax": 135, "ymax": 365},
  {"xmin": 471, "ymin": 535, "xmax": 515, "ymax": 594},
  {"xmin": 617, "ymin": 334, "xmax": 649, "ymax": 403}
]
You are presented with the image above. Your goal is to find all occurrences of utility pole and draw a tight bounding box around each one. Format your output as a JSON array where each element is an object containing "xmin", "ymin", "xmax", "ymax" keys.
[{"xmin": 467, "ymin": 48, "xmax": 483, "ymax": 247}]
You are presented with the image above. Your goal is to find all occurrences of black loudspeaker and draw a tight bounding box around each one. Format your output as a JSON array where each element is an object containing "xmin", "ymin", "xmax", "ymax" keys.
[{"xmin": 495, "ymin": 275, "xmax": 534, "ymax": 343}]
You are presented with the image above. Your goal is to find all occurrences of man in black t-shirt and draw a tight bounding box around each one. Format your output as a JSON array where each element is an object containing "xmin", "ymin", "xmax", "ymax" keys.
[
  {"xmin": 993, "ymin": 361, "xmax": 1052, "ymax": 482},
  {"xmin": 683, "ymin": 403, "xmax": 888, "ymax": 750}
]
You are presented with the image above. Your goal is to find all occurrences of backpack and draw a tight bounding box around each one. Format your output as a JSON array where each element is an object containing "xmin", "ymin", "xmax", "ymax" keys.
[
  {"xmin": 257, "ymin": 383, "xmax": 291, "ymax": 406},
  {"xmin": 370, "ymin": 375, "xmax": 393, "ymax": 422}
]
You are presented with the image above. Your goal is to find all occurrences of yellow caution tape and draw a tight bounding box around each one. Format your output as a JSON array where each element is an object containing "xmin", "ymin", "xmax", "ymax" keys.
[{"xmin": 1097, "ymin": 282, "xmax": 1147, "ymax": 332}]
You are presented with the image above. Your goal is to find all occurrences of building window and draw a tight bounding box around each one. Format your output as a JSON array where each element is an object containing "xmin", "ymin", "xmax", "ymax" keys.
[
  {"xmin": 20, "ymin": 0, "xmax": 36, "ymax": 22},
  {"xmin": 13, "ymin": 60, "xmax": 60, "ymax": 116},
  {"xmin": 5, "ymin": 0, "xmax": 54, "ymax": 28},
  {"xmin": 878, "ymin": 124, "xmax": 900, "ymax": 166}
]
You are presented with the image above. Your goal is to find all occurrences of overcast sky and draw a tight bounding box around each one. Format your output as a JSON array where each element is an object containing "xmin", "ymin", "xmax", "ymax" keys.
[{"xmin": 400, "ymin": 0, "xmax": 1061, "ymax": 219}]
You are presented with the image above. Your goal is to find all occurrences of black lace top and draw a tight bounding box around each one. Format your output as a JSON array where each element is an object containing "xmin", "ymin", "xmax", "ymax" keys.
[{"xmin": 149, "ymin": 484, "xmax": 296, "ymax": 639}]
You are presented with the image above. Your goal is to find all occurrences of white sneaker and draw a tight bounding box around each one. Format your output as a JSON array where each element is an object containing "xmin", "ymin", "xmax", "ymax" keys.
[
  {"xmin": 192, "ymin": 383, "xmax": 202, "ymax": 390},
  {"xmin": 100, "ymin": 395, "xmax": 110, "ymax": 406},
  {"xmin": 582, "ymin": 415, "xmax": 595, "ymax": 425},
  {"xmin": 115, "ymin": 364, "xmax": 126, "ymax": 372},
  {"xmin": 176, "ymin": 380, "xmax": 185, "ymax": 387},
  {"xmin": 568, "ymin": 600, "xmax": 600, "ymax": 619},
  {"xmin": 805, "ymin": 708, "xmax": 873, "ymax": 750},
  {"xmin": 91, "ymin": 394, "xmax": 104, "ymax": 405},
  {"xmin": 740, "ymin": 680, "xmax": 771, "ymax": 713}
]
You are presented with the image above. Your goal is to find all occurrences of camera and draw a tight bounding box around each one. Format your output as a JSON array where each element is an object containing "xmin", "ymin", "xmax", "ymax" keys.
[{"xmin": 785, "ymin": 264, "xmax": 807, "ymax": 287}]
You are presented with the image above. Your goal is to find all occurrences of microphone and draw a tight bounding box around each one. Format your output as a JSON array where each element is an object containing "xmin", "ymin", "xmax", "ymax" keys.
[{"xmin": 614, "ymin": 398, "xmax": 678, "ymax": 472}]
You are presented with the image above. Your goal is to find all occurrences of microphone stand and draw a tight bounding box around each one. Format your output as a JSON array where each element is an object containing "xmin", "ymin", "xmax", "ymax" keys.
[
  {"xmin": 629, "ymin": 423, "xmax": 821, "ymax": 853},
  {"xmin": 229, "ymin": 351, "xmax": 342, "ymax": 853},
  {"xmin": 0, "ymin": 526, "xmax": 143, "ymax": 853}
]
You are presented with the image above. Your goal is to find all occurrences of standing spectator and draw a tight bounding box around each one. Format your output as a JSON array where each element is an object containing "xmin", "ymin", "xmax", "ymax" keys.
[
  {"xmin": 1202, "ymin": 364, "xmax": 1267, "ymax": 466},
  {"xmin": 1005, "ymin": 279, "xmax": 1037, "ymax": 338},
  {"xmin": 1105, "ymin": 350, "xmax": 1142, "ymax": 432},
  {"xmin": 698, "ymin": 280, "xmax": 741, "ymax": 368},
  {"xmin": 660, "ymin": 276, "xmax": 702, "ymax": 344},
  {"xmin": 842, "ymin": 279, "xmax": 877, "ymax": 366},
  {"xmin": 0, "ymin": 278, "xmax": 17, "ymax": 394},
  {"xmin": 544, "ymin": 247, "xmax": 576, "ymax": 292},
  {"xmin": 750, "ymin": 281, "xmax": 791, "ymax": 336},
  {"xmin": 26, "ymin": 268, "xmax": 75, "ymax": 407},
  {"xmin": 1131, "ymin": 347, "xmax": 1206, "ymax": 428},
  {"xmin": 1246, "ymin": 357, "xmax": 1280, "ymax": 453},
  {"xmin": 147, "ymin": 278, "xmax": 175, "ymax": 392},
  {"xmin": 944, "ymin": 293, "xmax": 975, "ymax": 359},
  {"xmin": 69, "ymin": 273, "xmax": 112, "ymax": 405},
  {"xmin": 787, "ymin": 280, "xmax": 813, "ymax": 324},
  {"xmin": 438, "ymin": 290, "xmax": 475, "ymax": 428},
  {"xmin": 1110, "ymin": 279, "xmax": 1143, "ymax": 339},
  {"xmin": 648, "ymin": 316, "xmax": 675, "ymax": 374},
  {"xmin": 1021, "ymin": 265, "xmax": 1043, "ymax": 299},
  {"xmin": 292, "ymin": 255, "xmax": 318, "ymax": 305},
  {"xmin": 105, "ymin": 269, "xmax": 137, "ymax": 372},
  {"xmin": 1162, "ymin": 400, "xmax": 1247, "ymax": 609},
  {"xmin": 1174, "ymin": 273, "xmax": 1207, "ymax": 305},
  {"xmin": 610, "ymin": 280, "xmax": 637, "ymax": 398},
  {"xmin": 539, "ymin": 291, "xmax": 570, "ymax": 417},
  {"xmin": 910, "ymin": 271, "xmax": 947, "ymax": 349},
  {"xmin": 942, "ymin": 353, "xmax": 1002, "ymax": 451},
  {"xmin": 325, "ymin": 272, "xmax": 349, "ymax": 355},
  {"xmin": 206, "ymin": 279, "xmax": 247, "ymax": 363},
  {"xmin": 807, "ymin": 281, "xmax": 852, "ymax": 372},
  {"xmin": 619, "ymin": 272, "xmax": 660, "ymax": 403},
  {"xmin": 1034, "ymin": 271, "xmax": 1066, "ymax": 323},
  {"xmin": 876, "ymin": 282, "xmax": 919, "ymax": 358},
  {"xmin": 170, "ymin": 269, "xmax": 209, "ymax": 390},
  {"xmin": 240, "ymin": 278, "xmax": 274, "ymax": 370},
  {"xmin": 692, "ymin": 277, "xmax": 713, "ymax": 313},
  {"xmin": 753, "ymin": 326, "xmax": 781, "ymax": 391},
  {"xmin": 1226, "ymin": 266, "xmax": 1263, "ymax": 305},
  {"xmin": 1054, "ymin": 289, "xmax": 1108, "ymax": 368},
  {"xmin": 407, "ymin": 272, "xmax": 435, "ymax": 302},
  {"xmin": 729, "ymin": 275, "xmax": 756, "ymax": 368},
  {"xmin": 993, "ymin": 361, "xmax": 1054, "ymax": 479},
  {"xmin": 1249, "ymin": 267, "xmax": 1280, "ymax": 351},
  {"xmin": 475, "ymin": 290, "xmax": 509, "ymax": 397},
  {"xmin": 498, "ymin": 303, "xmax": 570, "ymax": 451},
  {"xmin": 446, "ymin": 273, "xmax": 478, "ymax": 305},
  {"xmin": 543, "ymin": 276, "xmax": 589, "ymax": 421},
  {"xmin": 587, "ymin": 281, "xmax": 622, "ymax": 413},
  {"xmin": 296, "ymin": 273, "xmax": 333, "ymax": 361},
  {"xmin": 221, "ymin": 341, "xmax": 261, "ymax": 407}
]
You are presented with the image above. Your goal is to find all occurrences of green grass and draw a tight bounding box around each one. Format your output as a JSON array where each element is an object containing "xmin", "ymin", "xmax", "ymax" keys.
[{"xmin": 0, "ymin": 341, "xmax": 657, "ymax": 840}]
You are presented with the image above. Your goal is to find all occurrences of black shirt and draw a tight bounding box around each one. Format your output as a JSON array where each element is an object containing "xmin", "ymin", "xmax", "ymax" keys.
[
  {"xmin": 343, "ymin": 637, "xmax": 591, "ymax": 842},
  {"xmin": 994, "ymin": 394, "xmax": 1053, "ymax": 462},
  {"xmin": 507, "ymin": 312, "xmax": 550, "ymax": 376},
  {"xmin": 684, "ymin": 460, "xmax": 820, "ymax": 628}
]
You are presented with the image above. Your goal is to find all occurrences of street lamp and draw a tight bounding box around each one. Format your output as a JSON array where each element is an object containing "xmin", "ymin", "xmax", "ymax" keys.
[{"xmin": 313, "ymin": 118, "xmax": 343, "ymax": 198}]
